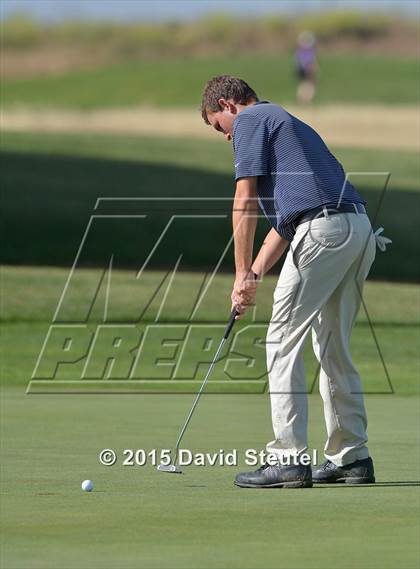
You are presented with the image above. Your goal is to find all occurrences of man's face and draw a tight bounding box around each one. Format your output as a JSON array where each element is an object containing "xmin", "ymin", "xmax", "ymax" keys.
[{"xmin": 206, "ymin": 98, "xmax": 239, "ymax": 142}]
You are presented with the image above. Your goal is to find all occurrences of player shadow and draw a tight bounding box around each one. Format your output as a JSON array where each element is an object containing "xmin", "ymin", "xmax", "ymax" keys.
[{"xmin": 313, "ymin": 480, "xmax": 420, "ymax": 488}]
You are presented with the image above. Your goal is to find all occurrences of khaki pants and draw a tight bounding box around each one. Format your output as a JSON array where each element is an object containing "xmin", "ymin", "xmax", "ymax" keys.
[{"xmin": 266, "ymin": 212, "xmax": 376, "ymax": 466}]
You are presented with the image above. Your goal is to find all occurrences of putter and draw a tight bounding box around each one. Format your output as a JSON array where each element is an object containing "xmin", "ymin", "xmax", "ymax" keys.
[{"xmin": 157, "ymin": 307, "xmax": 239, "ymax": 474}]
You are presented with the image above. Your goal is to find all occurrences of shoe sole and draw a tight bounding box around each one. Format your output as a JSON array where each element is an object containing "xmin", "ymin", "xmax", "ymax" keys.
[
  {"xmin": 234, "ymin": 480, "xmax": 313, "ymax": 489},
  {"xmin": 313, "ymin": 476, "xmax": 375, "ymax": 485}
]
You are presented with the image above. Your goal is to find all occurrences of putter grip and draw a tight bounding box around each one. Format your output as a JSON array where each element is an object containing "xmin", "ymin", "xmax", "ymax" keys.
[{"xmin": 223, "ymin": 308, "xmax": 239, "ymax": 339}]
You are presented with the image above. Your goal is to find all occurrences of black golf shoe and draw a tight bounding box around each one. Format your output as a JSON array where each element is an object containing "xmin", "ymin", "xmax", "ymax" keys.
[
  {"xmin": 312, "ymin": 457, "xmax": 375, "ymax": 484},
  {"xmin": 234, "ymin": 462, "xmax": 313, "ymax": 488}
]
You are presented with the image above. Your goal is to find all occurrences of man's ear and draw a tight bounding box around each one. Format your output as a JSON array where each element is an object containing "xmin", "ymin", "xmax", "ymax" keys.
[
  {"xmin": 218, "ymin": 98, "xmax": 238, "ymax": 113},
  {"xmin": 217, "ymin": 97, "xmax": 229, "ymax": 111}
]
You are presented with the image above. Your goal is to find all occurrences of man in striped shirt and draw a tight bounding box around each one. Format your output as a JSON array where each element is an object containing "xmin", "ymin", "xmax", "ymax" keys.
[{"xmin": 201, "ymin": 75, "xmax": 378, "ymax": 488}]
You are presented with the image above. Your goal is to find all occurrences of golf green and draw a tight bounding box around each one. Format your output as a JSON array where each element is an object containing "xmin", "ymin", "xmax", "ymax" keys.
[{"xmin": 1, "ymin": 389, "xmax": 419, "ymax": 569}]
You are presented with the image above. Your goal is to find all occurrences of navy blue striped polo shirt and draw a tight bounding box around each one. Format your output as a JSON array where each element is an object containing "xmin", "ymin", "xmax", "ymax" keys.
[{"xmin": 232, "ymin": 101, "xmax": 364, "ymax": 241}]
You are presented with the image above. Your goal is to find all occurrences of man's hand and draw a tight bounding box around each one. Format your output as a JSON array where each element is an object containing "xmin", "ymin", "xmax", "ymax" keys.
[{"xmin": 231, "ymin": 271, "xmax": 258, "ymax": 317}]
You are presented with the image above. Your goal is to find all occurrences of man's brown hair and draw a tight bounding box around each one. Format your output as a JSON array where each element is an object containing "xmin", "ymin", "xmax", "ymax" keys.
[{"xmin": 201, "ymin": 75, "xmax": 258, "ymax": 124}]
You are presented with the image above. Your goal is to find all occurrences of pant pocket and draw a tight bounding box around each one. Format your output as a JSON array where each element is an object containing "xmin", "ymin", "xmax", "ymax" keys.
[
  {"xmin": 292, "ymin": 233, "xmax": 329, "ymax": 269},
  {"xmin": 293, "ymin": 221, "xmax": 353, "ymax": 269}
]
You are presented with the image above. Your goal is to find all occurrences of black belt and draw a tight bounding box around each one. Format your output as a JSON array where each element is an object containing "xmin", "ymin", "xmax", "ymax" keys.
[{"xmin": 293, "ymin": 203, "xmax": 366, "ymax": 229}]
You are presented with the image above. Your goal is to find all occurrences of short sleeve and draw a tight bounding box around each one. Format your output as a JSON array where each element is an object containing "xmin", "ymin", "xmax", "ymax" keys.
[
  {"xmin": 233, "ymin": 114, "xmax": 269, "ymax": 180},
  {"xmin": 277, "ymin": 223, "xmax": 294, "ymax": 242}
]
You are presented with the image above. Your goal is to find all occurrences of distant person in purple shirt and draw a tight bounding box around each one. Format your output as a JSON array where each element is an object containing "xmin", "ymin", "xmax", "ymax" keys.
[{"xmin": 295, "ymin": 31, "xmax": 317, "ymax": 104}]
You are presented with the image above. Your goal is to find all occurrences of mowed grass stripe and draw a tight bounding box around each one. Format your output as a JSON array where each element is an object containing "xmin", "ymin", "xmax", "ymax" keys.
[
  {"xmin": 1, "ymin": 54, "xmax": 418, "ymax": 108},
  {"xmin": 1, "ymin": 266, "xmax": 419, "ymax": 324},
  {"xmin": 1, "ymin": 268, "xmax": 418, "ymax": 394}
]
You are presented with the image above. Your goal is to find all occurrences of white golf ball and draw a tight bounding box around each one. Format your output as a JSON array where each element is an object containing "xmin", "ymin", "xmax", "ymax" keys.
[{"xmin": 81, "ymin": 479, "xmax": 94, "ymax": 492}]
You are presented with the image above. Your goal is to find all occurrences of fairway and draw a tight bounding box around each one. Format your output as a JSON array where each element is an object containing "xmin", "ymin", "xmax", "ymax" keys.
[{"xmin": 1, "ymin": 55, "xmax": 418, "ymax": 108}]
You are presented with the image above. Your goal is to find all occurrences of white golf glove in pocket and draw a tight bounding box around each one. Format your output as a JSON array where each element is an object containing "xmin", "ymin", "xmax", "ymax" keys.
[{"xmin": 374, "ymin": 227, "xmax": 392, "ymax": 252}]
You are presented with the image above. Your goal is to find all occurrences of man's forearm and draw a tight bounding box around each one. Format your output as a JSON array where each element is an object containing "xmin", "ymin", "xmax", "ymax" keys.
[
  {"xmin": 232, "ymin": 178, "xmax": 259, "ymax": 275},
  {"xmin": 251, "ymin": 227, "xmax": 289, "ymax": 277}
]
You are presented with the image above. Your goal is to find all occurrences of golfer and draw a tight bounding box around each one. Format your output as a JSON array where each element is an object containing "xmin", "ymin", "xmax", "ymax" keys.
[{"xmin": 201, "ymin": 76, "xmax": 388, "ymax": 488}]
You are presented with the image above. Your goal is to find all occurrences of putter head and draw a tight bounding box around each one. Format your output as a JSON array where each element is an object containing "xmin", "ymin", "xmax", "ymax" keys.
[{"xmin": 157, "ymin": 464, "xmax": 183, "ymax": 474}]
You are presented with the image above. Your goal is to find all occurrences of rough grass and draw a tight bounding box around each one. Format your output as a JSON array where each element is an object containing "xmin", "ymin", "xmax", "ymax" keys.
[
  {"xmin": 1, "ymin": 129, "xmax": 418, "ymax": 189},
  {"xmin": 1, "ymin": 131, "xmax": 419, "ymax": 281},
  {"xmin": 0, "ymin": 10, "xmax": 402, "ymax": 52}
]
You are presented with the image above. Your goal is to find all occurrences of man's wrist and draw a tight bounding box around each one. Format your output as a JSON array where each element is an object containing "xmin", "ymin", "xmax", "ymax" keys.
[{"xmin": 235, "ymin": 269, "xmax": 258, "ymax": 281}]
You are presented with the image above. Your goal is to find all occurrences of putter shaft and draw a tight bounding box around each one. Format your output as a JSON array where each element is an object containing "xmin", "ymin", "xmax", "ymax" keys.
[
  {"xmin": 172, "ymin": 337, "xmax": 227, "ymax": 465},
  {"xmin": 170, "ymin": 308, "xmax": 238, "ymax": 467}
]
